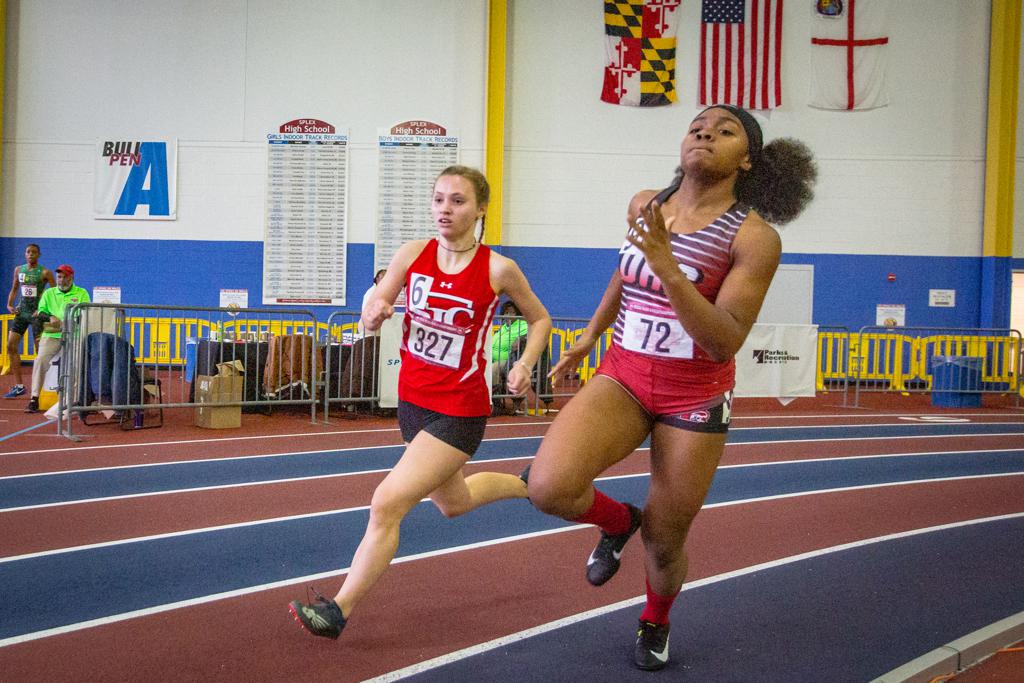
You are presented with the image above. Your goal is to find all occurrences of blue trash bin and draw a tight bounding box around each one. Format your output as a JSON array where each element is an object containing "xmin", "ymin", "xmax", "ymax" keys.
[
  {"xmin": 184, "ymin": 337, "xmax": 198, "ymax": 383},
  {"xmin": 930, "ymin": 355, "xmax": 982, "ymax": 408}
]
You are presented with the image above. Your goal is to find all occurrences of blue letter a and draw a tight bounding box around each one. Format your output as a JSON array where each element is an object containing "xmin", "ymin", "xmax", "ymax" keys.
[{"xmin": 114, "ymin": 142, "xmax": 170, "ymax": 216}]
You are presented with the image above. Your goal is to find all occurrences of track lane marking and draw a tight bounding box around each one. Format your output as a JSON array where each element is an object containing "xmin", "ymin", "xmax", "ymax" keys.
[
  {"xmin": 2, "ymin": 447, "xmax": 1022, "ymax": 513},
  {"xmin": 5, "ymin": 428, "xmax": 1024, "ymax": 482},
  {"xmin": 0, "ymin": 421, "xmax": 52, "ymax": 443},
  {"xmin": 367, "ymin": 512, "xmax": 1024, "ymax": 681},
  {"xmin": 3, "ymin": 418, "xmax": 1021, "ymax": 458},
  {"xmin": 0, "ymin": 421, "xmax": 552, "ymax": 456},
  {"xmin": 2, "ymin": 471, "xmax": 1021, "ymax": 565}
]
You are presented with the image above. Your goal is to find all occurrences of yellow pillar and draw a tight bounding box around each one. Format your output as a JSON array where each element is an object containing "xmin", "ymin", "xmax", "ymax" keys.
[
  {"xmin": 483, "ymin": 0, "xmax": 507, "ymax": 246},
  {"xmin": 1, "ymin": 0, "xmax": 6, "ymax": 198},
  {"xmin": 983, "ymin": 0, "xmax": 1020, "ymax": 259},
  {"xmin": 980, "ymin": 0, "xmax": 1021, "ymax": 328}
]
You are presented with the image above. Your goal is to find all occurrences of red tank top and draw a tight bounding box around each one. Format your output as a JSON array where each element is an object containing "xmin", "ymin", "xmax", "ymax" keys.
[{"xmin": 399, "ymin": 239, "xmax": 499, "ymax": 416}]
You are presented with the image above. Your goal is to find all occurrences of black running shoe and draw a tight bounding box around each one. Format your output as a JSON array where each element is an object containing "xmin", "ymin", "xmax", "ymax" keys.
[
  {"xmin": 24, "ymin": 397, "xmax": 39, "ymax": 414},
  {"xmin": 634, "ymin": 620, "xmax": 671, "ymax": 670},
  {"xmin": 288, "ymin": 590, "xmax": 346, "ymax": 640},
  {"xmin": 586, "ymin": 503, "xmax": 642, "ymax": 586}
]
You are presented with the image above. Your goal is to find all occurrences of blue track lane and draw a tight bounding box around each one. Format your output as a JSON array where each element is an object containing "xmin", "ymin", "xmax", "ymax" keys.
[
  {"xmin": 3, "ymin": 422, "xmax": 1024, "ymax": 509},
  {"xmin": 1, "ymin": 449, "xmax": 1023, "ymax": 639},
  {"xmin": 404, "ymin": 516, "xmax": 1024, "ymax": 681}
]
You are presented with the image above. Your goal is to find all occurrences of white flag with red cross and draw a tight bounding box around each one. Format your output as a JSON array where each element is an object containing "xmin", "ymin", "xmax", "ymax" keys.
[{"xmin": 809, "ymin": 0, "xmax": 890, "ymax": 111}]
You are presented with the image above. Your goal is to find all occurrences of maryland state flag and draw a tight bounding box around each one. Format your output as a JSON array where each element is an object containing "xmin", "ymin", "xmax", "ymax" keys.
[{"xmin": 602, "ymin": 1, "xmax": 682, "ymax": 107}]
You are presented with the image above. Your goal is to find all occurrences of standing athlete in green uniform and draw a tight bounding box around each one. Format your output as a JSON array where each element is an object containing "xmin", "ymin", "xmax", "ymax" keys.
[{"xmin": 5, "ymin": 244, "xmax": 55, "ymax": 398}]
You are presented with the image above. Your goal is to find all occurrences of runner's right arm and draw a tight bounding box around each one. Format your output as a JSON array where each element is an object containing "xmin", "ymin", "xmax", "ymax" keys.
[{"xmin": 7, "ymin": 267, "xmax": 18, "ymax": 314}]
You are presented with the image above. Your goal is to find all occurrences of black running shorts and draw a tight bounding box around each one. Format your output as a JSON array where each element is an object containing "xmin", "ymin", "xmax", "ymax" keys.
[
  {"xmin": 656, "ymin": 392, "xmax": 732, "ymax": 434},
  {"xmin": 397, "ymin": 400, "xmax": 488, "ymax": 458},
  {"xmin": 10, "ymin": 311, "xmax": 43, "ymax": 339}
]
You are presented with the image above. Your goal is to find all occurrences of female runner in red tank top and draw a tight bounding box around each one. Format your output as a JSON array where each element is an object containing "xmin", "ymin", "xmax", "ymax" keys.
[
  {"xmin": 289, "ymin": 166, "xmax": 552, "ymax": 640},
  {"xmin": 526, "ymin": 106, "xmax": 817, "ymax": 670}
]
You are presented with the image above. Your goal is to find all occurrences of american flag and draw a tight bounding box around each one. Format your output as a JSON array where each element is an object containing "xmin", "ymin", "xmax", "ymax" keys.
[{"xmin": 700, "ymin": 0, "xmax": 783, "ymax": 110}]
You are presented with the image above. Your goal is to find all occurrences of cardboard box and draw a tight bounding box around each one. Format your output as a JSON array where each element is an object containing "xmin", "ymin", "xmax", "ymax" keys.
[{"xmin": 194, "ymin": 360, "xmax": 245, "ymax": 429}]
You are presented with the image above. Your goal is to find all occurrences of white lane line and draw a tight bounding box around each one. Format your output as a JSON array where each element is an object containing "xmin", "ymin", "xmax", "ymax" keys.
[
  {"xmin": 2, "ymin": 471, "xmax": 1021, "ymax": 567},
  {"xmin": 0, "ymin": 434, "xmax": 537, "ymax": 481},
  {"xmin": 3, "ymin": 447, "xmax": 1023, "ymax": 514},
  {"xmin": 718, "ymin": 447, "xmax": 1024, "ymax": 469},
  {"xmin": 3, "ymin": 418, "xmax": 1021, "ymax": 458},
  {"xmin": 0, "ymin": 421, "xmax": 551, "ymax": 456},
  {"xmin": 0, "ymin": 468, "xmax": 394, "ymax": 514},
  {"xmin": 0, "ymin": 453, "xmax": 534, "ymax": 513},
  {"xmin": 0, "ymin": 525, "xmax": 578, "ymax": 649},
  {"xmin": 728, "ymin": 431, "xmax": 1024, "ymax": 447},
  {"xmin": 8, "ymin": 423, "xmax": 1024, "ymax": 489},
  {"xmin": 732, "ymin": 412, "xmax": 1024, "ymax": 421},
  {"xmin": 2, "ymin": 491, "xmax": 1021, "ymax": 650},
  {"xmin": 368, "ymin": 511, "xmax": 1024, "ymax": 682}
]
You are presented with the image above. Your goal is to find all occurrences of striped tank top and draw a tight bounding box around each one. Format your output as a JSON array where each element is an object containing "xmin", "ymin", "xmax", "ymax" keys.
[{"xmin": 613, "ymin": 203, "xmax": 748, "ymax": 365}]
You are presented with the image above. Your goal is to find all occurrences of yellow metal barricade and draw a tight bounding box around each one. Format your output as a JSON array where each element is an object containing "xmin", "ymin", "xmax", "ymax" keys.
[
  {"xmin": 919, "ymin": 333, "xmax": 1020, "ymax": 391},
  {"xmin": 0, "ymin": 313, "xmax": 37, "ymax": 369},
  {"xmin": 851, "ymin": 331, "xmax": 908, "ymax": 391},
  {"xmin": 853, "ymin": 326, "xmax": 1022, "ymax": 407},
  {"xmin": 816, "ymin": 328, "xmax": 849, "ymax": 391}
]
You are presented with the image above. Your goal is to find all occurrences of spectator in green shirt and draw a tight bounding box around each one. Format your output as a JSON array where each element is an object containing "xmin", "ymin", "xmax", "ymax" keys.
[
  {"xmin": 491, "ymin": 300, "xmax": 528, "ymax": 408},
  {"xmin": 26, "ymin": 264, "xmax": 90, "ymax": 413}
]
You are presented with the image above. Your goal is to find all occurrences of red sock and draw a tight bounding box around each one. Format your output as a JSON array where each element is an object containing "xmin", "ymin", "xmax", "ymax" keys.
[
  {"xmin": 571, "ymin": 488, "xmax": 631, "ymax": 535},
  {"xmin": 639, "ymin": 579, "xmax": 677, "ymax": 625}
]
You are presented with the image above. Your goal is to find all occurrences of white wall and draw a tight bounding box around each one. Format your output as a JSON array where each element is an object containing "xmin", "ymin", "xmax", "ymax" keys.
[
  {"xmin": 2, "ymin": 0, "xmax": 488, "ymax": 243},
  {"xmin": 504, "ymin": 1, "xmax": 993, "ymax": 256},
  {"xmin": 1, "ymin": 0, "xmax": 1015, "ymax": 261}
]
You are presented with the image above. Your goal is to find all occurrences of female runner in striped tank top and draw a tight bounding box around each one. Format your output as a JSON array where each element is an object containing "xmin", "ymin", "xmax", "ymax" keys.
[
  {"xmin": 289, "ymin": 166, "xmax": 552, "ymax": 641},
  {"xmin": 526, "ymin": 106, "xmax": 817, "ymax": 670}
]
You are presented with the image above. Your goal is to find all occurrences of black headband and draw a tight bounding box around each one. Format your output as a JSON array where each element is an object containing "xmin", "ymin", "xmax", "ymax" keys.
[{"xmin": 700, "ymin": 104, "xmax": 763, "ymax": 158}]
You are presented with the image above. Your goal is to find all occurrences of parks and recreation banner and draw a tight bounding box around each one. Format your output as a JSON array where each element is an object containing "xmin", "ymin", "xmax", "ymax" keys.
[
  {"xmin": 734, "ymin": 324, "xmax": 819, "ymax": 398},
  {"xmin": 94, "ymin": 139, "xmax": 178, "ymax": 219}
]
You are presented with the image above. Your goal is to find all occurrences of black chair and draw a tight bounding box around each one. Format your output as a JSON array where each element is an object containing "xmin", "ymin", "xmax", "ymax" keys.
[{"xmin": 79, "ymin": 332, "xmax": 162, "ymax": 429}]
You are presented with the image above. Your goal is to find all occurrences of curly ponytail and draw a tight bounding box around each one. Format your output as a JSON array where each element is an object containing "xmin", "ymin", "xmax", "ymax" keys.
[{"xmin": 735, "ymin": 138, "xmax": 817, "ymax": 225}]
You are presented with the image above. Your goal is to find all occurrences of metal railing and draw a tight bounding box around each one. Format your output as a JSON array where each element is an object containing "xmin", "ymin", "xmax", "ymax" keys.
[
  {"xmin": 489, "ymin": 314, "xmax": 592, "ymax": 416},
  {"xmin": 850, "ymin": 326, "xmax": 1021, "ymax": 407},
  {"xmin": 321, "ymin": 310, "xmax": 377, "ymax": 420},
  {"xmin": 15, "ymin": 304, "xmax": 1019, "ymax": 440},
  {"xmin": 55, "ymin": 303, "xmax": 321, "ymax": 440},
  {"xmin": 319, "ymin": 313, "xmax": 596, "ymax": 419}
]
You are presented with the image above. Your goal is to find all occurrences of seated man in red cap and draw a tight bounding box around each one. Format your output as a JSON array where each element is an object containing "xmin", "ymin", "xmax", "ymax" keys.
[{"xmin": 25, "ymin": 264, "xmax": 90, "ymax": 413}]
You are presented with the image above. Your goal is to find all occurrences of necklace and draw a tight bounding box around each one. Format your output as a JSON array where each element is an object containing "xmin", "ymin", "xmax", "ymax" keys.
[{"xmin": 438, "ymin": 240, "xmax": 477, "ymax": 253}]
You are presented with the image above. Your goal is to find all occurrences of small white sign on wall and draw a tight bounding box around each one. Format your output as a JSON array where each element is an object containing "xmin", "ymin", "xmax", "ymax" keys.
[
  {"xmin": 220, "ymin": 289, "xmax": 249, "ymax": 309},
  {"xmin": 876, "ymin": 304, "xmax": 906, "ymax": 327},
  {"xmin": 929, "ymin": 289, "xmax": 955, "ymax": 307},
  {"xmin": 92, "ymin": 286, "xmax": 121, "ymax": 304}
]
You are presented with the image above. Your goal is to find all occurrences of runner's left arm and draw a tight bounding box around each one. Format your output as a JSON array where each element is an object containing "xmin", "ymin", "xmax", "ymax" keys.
[{"xmin": 491, "ymin": 254, "xmax": 552, "ymax": 395}]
